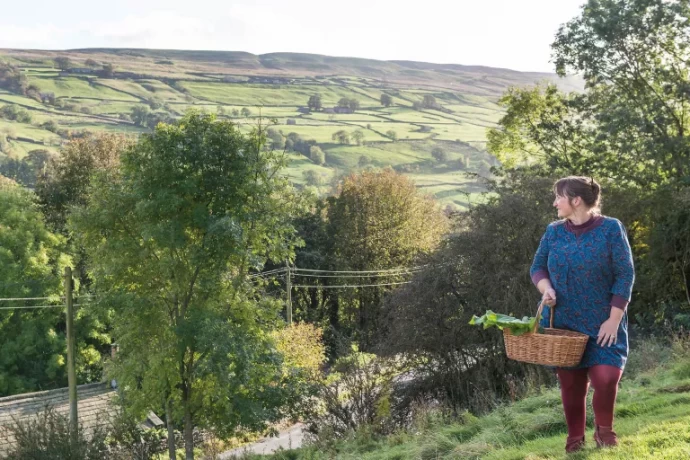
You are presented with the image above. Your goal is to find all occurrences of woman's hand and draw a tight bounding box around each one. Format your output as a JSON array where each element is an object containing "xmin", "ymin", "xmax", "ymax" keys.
[
  {"xmin": 542, "ymin": 288, "xmax": 557, "ymax": 307},
  {"xmin": 597, "ymin": 318, "xmax": 621, "ymax": 347}
]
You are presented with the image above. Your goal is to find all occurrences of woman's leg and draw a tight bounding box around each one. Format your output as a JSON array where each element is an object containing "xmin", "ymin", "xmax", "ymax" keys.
[
  {"xmin": 556, "ymin": 367, "xmax": 590, "ymax": 451},
  {"xmin": 588, "ymin": 365, "xmax": 623, "ymax": 446}
]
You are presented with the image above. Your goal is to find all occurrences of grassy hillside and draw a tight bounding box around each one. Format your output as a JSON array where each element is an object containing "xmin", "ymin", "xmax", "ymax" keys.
[
  {"xmin": 253, "ymin": 339, "xmax": 690, "ymax": 460},
  {"xmin": 0, "ymin": 48, "xmax": 581, "ymax": 208}
]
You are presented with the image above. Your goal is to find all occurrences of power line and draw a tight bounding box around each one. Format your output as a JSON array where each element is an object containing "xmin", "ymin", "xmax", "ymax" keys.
[
  {"xmin": 291, "ymin": 281, "xmax": 412, "ymax": 289},
  {"xmin": 0, "ymin": 304, "xmax": 84, "ymax": 311},
  {"xmin": 293, "ymin": 266, "xmax": 427, "ymax": 274},
  {"xmin": 0, "ymin": 297, "xmax": 62, "ymax": 302},
  {"xmin": 292, "ymin": 271, "xmax": 422, "ymax": 278}
]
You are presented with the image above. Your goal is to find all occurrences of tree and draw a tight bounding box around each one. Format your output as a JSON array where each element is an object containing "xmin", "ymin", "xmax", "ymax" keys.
[
  {"xmin": 352, "ymin": 130, "xmax": 365, "ymax": 146},
  {"xmin": 380, "ymin": 94, "xmax": 393, "ymax": 107},
  {"xmin": 332, "ymin": 130, "xmax": 351, "ymax": 145},
  {"xmin": 53, "ymin": 57, "xmax": 72, "ymax": 71},
  {"xmin": 266, "ymin": 127, "xmax": 286, "ymax": 150},
  {"xmin": 551, "ymin": 0, "xmax": 690, "ymax": 187},
  {"xmin": 310, "ymin": 145, "xmax": 326, "ymax": 165},
  {"xmin": 241, "ymin": 107, "xmax": 252, "ymax": 117},
  {"xmin": 308, "ymin": 94, "xmax": 322, "ymax": 111},
  {"xmin": 348, "ymin": 99, "xmax": 360, "ymax": 111},
  {"xmin": 328, "ymin": 169, "xmax": 448, "ymax": 348},
  {"xmin": 431, "ymin": 147, "xmax": 448, "ymax": 163},
  {"xmin": 70, "ymin": 112, "xmax": 308, "ymax": 459},
  {"xmin": 386, "ymin": 130, "xmax": 398, "ymax": 141},
  {"xmin": 101, "ymin": 63, "xmax": 115, "ymax": 78},
  {"xmin": 303, "ymin": 170, "xmax": 323, "ymax": 187},
  {"xmin": 231, "ymin": 108, "xmax": 240, "ymax": 117},
  {"xmin": 36, "ymin": 133, "xmax": 131, "ymax": 232},
  {"xmin": 0, "ymin": 104, "xmax": 32, "ymax": 123},
  {"xmin": 0, "ymin": 184, "xmax": 71, "ymax": 396},
  {"xmin": 358, "ymin": 155, "xmax": 371, "ymax": 167},
  {"xmin": 422, "ymin": 94, "xmax": 438, "ymax": 109},
  {"xmin": 130, "ymin": 105, "xmax": 151, "ymax": 127},
  {"xmin": 0, "ymin": 61, "xmax": 28, "ymax": 95},
  {"xmin": 84, "ymin": 58, "xmax": 99, "ymax": 68}
]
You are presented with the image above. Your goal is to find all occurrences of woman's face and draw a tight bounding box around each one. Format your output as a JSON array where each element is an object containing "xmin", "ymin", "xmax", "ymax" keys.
[{"xmin": 554, "ymin": 194, "xmax": 575, "ymax": 219}]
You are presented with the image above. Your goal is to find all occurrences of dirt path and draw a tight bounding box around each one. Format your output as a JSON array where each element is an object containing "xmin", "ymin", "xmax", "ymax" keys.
[{"xmin": 220, "ymin": 423, "xmax": 305, "ymax": 458}]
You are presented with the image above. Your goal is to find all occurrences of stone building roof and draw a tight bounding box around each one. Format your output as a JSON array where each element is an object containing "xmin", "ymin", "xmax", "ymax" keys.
[{"xmin": 0, "ymin": 383, "xmax": 116, "ymax": 454}]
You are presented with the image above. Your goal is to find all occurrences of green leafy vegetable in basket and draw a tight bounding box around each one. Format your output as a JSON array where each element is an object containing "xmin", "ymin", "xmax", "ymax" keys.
[{"xmin": 469, "ymin": 310, "xmax": 539, "ymax": 336}]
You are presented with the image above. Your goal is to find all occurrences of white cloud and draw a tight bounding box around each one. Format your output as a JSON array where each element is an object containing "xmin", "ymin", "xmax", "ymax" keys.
[{"xmin": 0, "ymin": 0, "xmax": 586, "ymax": 72}]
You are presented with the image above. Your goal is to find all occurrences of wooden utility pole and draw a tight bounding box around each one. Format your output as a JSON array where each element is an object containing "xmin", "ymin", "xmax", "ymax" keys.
[
  {"xmin": 64, "ymin": 266, "xmax": 78, "ymax": 444},
  {"xmin": 285, "ymin": 261, "xmax": 292, "ymax": 325}
]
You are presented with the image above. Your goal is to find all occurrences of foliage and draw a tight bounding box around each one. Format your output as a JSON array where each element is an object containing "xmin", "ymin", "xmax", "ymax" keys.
[
  {"xmin": 469, "ymin": 310, "xmax": 538, "ymax": 336},
  {"xmin": 327, "ymin": 169, "xmax": 448, "ymax": 349},
  {"xmin": 70, "ymin": 112, "xmax": 309, "ymax": 458},
  {"xmin": 380, "ymin": 94, "xmax": 392, "ymax": 107},
  {"xmin": 53, "ymin": 57, "xmax": 73, "ymax": 71},
  {"xmin": 272, "ymin": 322, "xmax": 327, "ymax": 382},
  {"xmin": 3, "ymin": 407, "xmax": 110, "ymax": 460},
  {"xmin": 36, "ymin": 133, "xmax": 131, "ymax": 232},
  {"xmin": 309, "ymin": 146, "xmax": 325, "ymax": 165},
  {"xmin": 0, "ymin": 185, "xmax": 73, "ymax": 396},
  {"xmin": 378, "ymin": 170, "xmax": 556, "ymax": 413},
  {"xmin": 307, "ymin": 94, "xmax": 322, "ymax": 111},
  {"xmin": 553, "ymin": 0, "xmax": 690, "ymax": 187},
  {"xmin": 306, "ymin": 350, "xmax": 402, "ymax": 445},
  {"xmin": 0, "ymin": 104, "xmax": 33, "ymax": 123}
]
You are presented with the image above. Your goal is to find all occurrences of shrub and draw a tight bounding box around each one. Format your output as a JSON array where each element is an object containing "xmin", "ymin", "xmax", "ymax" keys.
[{"xmin": 4, "ymin": 407, "xmax": 109, "ymax": 460}]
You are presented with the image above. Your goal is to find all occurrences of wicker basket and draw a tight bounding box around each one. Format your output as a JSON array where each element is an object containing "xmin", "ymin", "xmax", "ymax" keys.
[{"xmin": 503, "ymin": 300, "xmax": 589, "ymax": 367}]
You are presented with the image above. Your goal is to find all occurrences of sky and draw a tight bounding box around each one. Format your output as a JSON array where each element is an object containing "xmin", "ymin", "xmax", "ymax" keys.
[{"xmin": 0, "ymin": 0, "xmax": 586, "ymax": 73}]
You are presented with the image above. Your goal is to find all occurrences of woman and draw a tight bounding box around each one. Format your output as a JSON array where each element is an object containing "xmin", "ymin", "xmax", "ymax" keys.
[{"xmin": 530, "ymin": 176, "xmax": 634, "ymax": 453}]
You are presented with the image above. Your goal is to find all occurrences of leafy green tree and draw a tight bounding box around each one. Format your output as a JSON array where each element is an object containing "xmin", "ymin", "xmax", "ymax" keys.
[
  {"xmin": 0, "ymin": 61, "xmax": 28, "ymax": 95},
  {"xmin": 308, "ymin": 94, "xmax": 322, "ymax": 111},
  {"xmin": 36, "ymin": 133, "xmax": 130, "ymax": 232},
  {"xmin": 310, "ymin": 145, "xmax": 326, "ymax": 165},
  {"xmin": 84, "ymin": 58, "xmax": 99, "ymax": 68},
  {"xmin": 231, "ymin": 108, "xmax": 240, "ymax": 117},
  {"xmin": 130, "ymin": 105, "xmax": 151, "ymax": 127},
  {"xmin": 266, "ymin": 127, "xmax": 286, "ymax": 150},
  {"xmin": 332, "ymin": 130, "xmax": 351, "ymax": 145},
  {"xmin": 431, "ymin": 147, "xmax": 447, "ymax": 163},
  {"xmin": 380, "ymin": 94, "xmax": 393, "ymax": 107},
  {"xmin": 422, "ymin": 94, "xmax": 438, "ymax": 109},
  {"xmin": 241, "ymin": 107, "xmax": 252, "ymax": 117},
  {"xmin": 386, "ymin": 130, "xmax": 397, "ymax": 141},
  {"xmin": 552, "ymin": 0, "xmax": 690, "ymax": 187},
  {"xmin": 328, "ymin": 169, "xmax": 448, "ymax": 348},
  {"xmin": 71, "ymin": 112, "xmax": 308, "ymax": 459},
  {"xmin": 53, "ymin": 57, "xmax": 72, "ymax": 71},
  {"xmin": 0, "ymin": 184, "xmax": 72, "ymax": 396},
  {"xmin": 352, "ymin": 130, "xmax": 365, "ymax": 146},
  {"xmin": 101, "ymin": 63, "xmax": 115, "ymax": 78}
]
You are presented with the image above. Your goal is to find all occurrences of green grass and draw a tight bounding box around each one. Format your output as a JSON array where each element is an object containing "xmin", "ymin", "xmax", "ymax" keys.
[
  {"xmin": 254, "ymin": 342, "xmax": 690, "ymax": 460},
  {"xmin": 28, "ymin": 77, "xmax": 140, "ymax": 101},
  {"xmin": 2, "ymin": 49, "xmax": 526, "ymax": 209},
  {"xmin": 178, "ymin": 82, "xmax": 375, "ymax": 106}
]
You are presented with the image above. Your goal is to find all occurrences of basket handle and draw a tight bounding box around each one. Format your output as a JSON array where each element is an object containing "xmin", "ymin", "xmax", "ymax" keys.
[{"xmin": 532, "ymin": 299, "xmax": 555, "ymax": 333}]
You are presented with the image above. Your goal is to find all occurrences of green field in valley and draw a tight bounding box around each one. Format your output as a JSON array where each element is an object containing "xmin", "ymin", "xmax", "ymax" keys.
[{"xmin": 0, "ymin": 48, "xmax": 581, "ymax": 207}]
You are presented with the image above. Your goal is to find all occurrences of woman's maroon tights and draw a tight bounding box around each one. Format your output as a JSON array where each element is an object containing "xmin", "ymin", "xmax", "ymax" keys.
[{"xmin": 557, "ymin": 365, "xmax": 623, "ymax": 439}]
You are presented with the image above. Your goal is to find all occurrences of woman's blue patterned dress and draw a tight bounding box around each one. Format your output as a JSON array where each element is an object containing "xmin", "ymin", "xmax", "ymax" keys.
[{"xmin": 530, "ymin": 216, "xmax": 635, "ymax": 369}]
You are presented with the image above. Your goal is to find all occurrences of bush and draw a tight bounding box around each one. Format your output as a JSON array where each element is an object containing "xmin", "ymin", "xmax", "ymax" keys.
[
  {"xmin": 272, "ymin": 322, "xmax": 326, "ymax": 381},
  {"xmin": 4, "ymin": 407, "xmax": 109, "ymax": 460},
  {"xmin": 306, "ymin": 350, "xmax": 403, "ymax": 444}
]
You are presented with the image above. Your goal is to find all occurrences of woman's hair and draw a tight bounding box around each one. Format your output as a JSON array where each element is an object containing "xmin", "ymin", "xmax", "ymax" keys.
[{"xmin": 554, "ymin": 176, "xmax": 602, "ymax": 212}]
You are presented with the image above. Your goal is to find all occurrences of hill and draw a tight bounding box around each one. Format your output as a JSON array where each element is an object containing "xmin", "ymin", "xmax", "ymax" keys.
[
  {"xmin": 249, "ymin": 338, "xmax": 690, "ymax": 459},
  {"xmin": 0, "ymin": 48, "xmax": 581, "ymax": 208}
]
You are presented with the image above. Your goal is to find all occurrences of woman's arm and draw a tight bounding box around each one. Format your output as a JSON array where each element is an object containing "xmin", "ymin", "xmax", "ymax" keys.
[
  {"xmin": 598, "ymin": 219, "xmax": 635, "ymax": 346},
  {"xmin": 610, "ymin": 219, "xmax": 635, "ymax": 311},
  {"xmin": 531, "ymin": 225, "xmax": 556, "ymax": 306}
]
